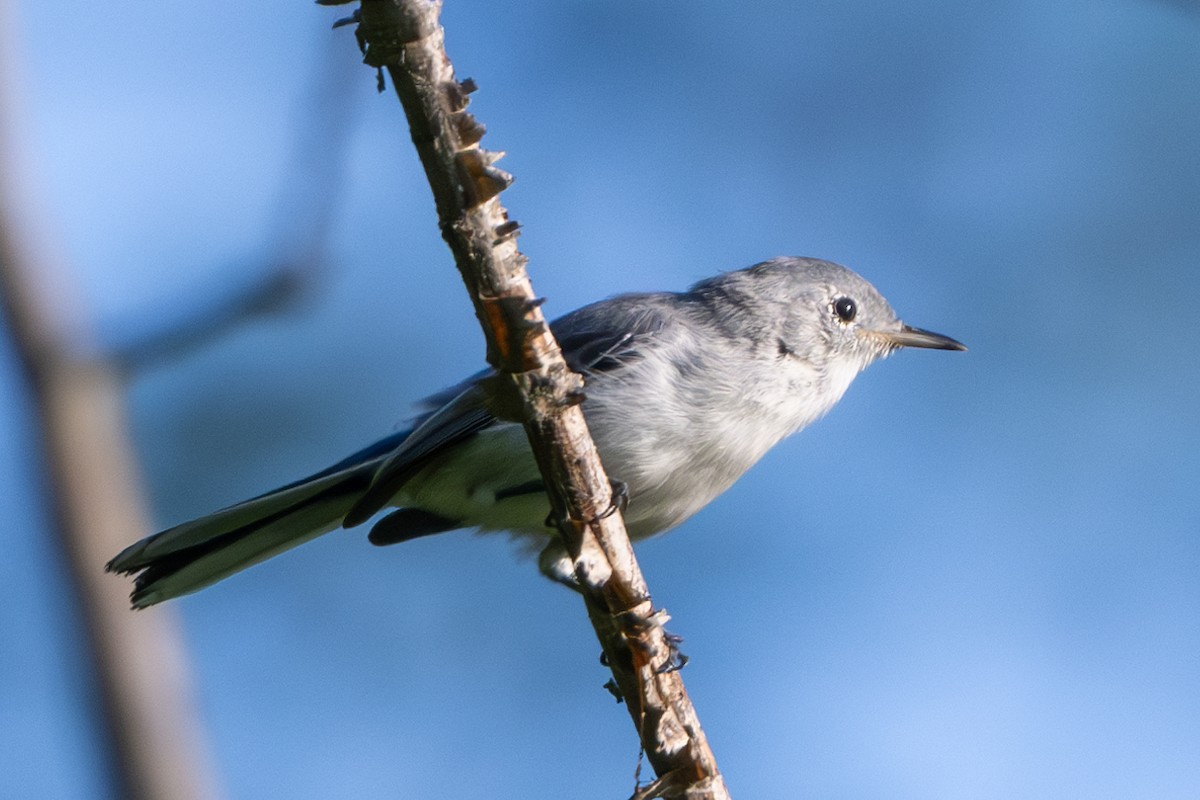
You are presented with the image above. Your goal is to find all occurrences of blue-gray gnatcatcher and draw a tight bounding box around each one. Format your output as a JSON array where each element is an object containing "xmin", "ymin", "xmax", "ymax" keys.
[{"xmin": 108, "ymin": 257, "xmax": 965, "ymax": 608}]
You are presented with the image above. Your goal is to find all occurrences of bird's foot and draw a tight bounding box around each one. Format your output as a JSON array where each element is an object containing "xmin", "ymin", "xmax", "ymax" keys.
[
  {"xmin": 598, "ymin": 478, "xmax": 629, "ymax": 520},
  {"xmin": 657, "ymin": 630, "xmax": 689, "ymax": 674},
  {"xmin": 616, "ymin": 606, "xmax": 689, "ymax": 674}
]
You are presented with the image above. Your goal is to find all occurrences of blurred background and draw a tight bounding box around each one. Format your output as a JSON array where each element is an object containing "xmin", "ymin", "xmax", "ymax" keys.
[{"xmin": 2, "ymin": 0, "xmax": 1198, "ymax": 797}]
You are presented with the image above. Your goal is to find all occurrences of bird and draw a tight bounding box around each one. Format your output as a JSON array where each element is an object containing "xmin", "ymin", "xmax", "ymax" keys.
[{"xmin": 107, "ymin": 257, "xmax": 965, "ymax": 608}]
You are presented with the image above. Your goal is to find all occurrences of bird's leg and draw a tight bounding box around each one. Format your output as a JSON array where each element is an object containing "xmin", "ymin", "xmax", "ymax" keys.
[
  {"xmin": 537, "ymin": 537, "xmax": 581, "ymax": 592},
  {"xmin": 539, "ymin": 511, "xmax": 688, "ymax": 675},
  {"xmin": 595, "ymin": 611, "xmax": 687, "ymax": 703},
  {"xmin": 539, "ymin": 476, "xmax": 627, "ymax": 584},
  {"xmin": 598, "ymin": 480, "xmax": 689, "ymax": 671}
]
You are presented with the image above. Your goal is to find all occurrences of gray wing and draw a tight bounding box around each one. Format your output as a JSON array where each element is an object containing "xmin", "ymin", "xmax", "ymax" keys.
[
  {"xmin": 341, "ymin": 384, "xmax": 495, "ymax": 526},
  {"xmin": 341, "ymin": 292, "xmax": 674, "ymax": 527},
  {"xmin": 554, "ymin": 293, "xmax": 669, "ymax": 376}
]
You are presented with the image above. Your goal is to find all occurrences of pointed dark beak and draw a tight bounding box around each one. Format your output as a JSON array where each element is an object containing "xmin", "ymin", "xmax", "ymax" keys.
[{"xmin": 878, "ymin": 324, "xmax": 967, "ymax": 351}]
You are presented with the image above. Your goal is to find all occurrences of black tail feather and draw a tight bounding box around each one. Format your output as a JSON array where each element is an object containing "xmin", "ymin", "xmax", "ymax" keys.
[{"xmin": 367, "ymin": 508, "xmax": 461, "ymax": 546}]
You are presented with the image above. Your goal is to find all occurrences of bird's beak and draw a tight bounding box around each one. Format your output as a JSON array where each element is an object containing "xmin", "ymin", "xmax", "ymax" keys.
[{"xmin": 875, "ymin": 324, "xmax": 967, "ymax": 351}]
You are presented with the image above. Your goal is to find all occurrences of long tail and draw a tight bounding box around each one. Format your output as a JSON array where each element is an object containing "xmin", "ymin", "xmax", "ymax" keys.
[{"xmin": 107, "ymin": 433, "xmax": 408, "ymax": 609}]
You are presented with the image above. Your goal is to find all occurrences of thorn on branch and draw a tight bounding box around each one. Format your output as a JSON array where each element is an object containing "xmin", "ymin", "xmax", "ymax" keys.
[
  {"xmin": 563, "ymin": 387, "xmax": 587, "ymax": 407},
  {"xmin": 456, "ymin": 149, "xmax": 514, "ymax": 206},
  {"xmin": 325, "ymin": 6, "xmax": 367, "ymax": 51},
  {"xmin": 444, "ymin": 80, "xmax": 472, "ymax": 112},
  {"xmin": 331, "ymin": 12, "xmax": 359, "ymax": 30},
  {"xmin": 359, "ymin": 32, "xmax": 405, "ymax": 70},
  {"xmin": 453, "ymin": 112, "xmax": 487, "ymax": 146},
  {"xmin": 477, "ymin": 166, "xmax": 513, "ymax": 203},
  {"xmin": 493, "ymin": 219, "xmax": 521, "ymax": 243},
  {"xmin": 480, "ymin": 293, "xmax": 548, "ymax": 371},
  {"xmin": 630, "ymin": 769, "xmax": 695, "ymax": 800}
]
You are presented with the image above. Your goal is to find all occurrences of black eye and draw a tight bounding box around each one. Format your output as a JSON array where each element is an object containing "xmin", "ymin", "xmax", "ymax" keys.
[{"xmin": 833, "ymin": 297, "xmax": 857, "ymax": 322}]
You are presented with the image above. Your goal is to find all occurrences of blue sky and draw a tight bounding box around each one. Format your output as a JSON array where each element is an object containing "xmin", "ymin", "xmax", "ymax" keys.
[{"xmin": 2, "ymin": 1, "xmax": 1198, "ymax": 797}]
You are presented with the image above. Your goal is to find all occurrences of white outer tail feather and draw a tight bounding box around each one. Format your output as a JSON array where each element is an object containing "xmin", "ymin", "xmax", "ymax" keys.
[{"xmin": 109, "ymin": 470, "xmax": 369, "ymax": 608}]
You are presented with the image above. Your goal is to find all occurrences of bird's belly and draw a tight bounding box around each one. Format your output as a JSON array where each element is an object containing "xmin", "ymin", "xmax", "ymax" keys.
[
  {"xmin": 397, "ymin": 423, "xmax": 549, "ymax": 535},
  {"xmin": 394, "ymin": 415, "xmax": 738, "ymax": 542},
  {"xmin": 616, "ymin": 444, "xmax": 752, "ymax": 538}
]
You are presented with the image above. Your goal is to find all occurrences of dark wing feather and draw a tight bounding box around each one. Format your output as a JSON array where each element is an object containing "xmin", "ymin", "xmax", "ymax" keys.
[
  {"xmin": 368, "ymin": 508, "xmax": 461, "ymax": 545},
  {"xmin": 342, "ymin": 385, "xmax": 495, "ymax": 526}
]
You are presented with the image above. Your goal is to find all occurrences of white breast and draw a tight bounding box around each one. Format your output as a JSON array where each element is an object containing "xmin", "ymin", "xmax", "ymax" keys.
[{"xmin": 397, "ymin": 334, "xmax": 871, "ymax": 544}]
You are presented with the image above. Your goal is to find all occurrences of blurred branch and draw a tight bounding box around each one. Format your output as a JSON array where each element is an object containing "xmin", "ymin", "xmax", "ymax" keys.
[
  {"xmin": 0, "ymin": 3, "xmax": 219, "ymax": 799},
  {"xmin": 105, "ymin": 27, "xmax": 360, "ymax": 375},
  {"xmin": 105, "ymin": 264, "xmax": 306, "ymax": 374},
  {"xmin": 345, "ymin": 0, "xmax": 729, "ymax": 795}
]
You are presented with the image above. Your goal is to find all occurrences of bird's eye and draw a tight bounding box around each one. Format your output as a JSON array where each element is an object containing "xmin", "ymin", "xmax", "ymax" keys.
[{"xmin": 833, "ymin": 297, "xmax": 857, "ymax": 322}]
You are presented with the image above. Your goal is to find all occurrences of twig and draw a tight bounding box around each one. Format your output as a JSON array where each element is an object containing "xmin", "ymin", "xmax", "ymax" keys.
[{"xmin": 345, "ymin": 0, "xmax": 729, "ymax": 795}]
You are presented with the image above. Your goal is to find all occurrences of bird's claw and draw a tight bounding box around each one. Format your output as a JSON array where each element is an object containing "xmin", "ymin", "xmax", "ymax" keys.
[
  {"xmin": 657, "ymin": 631, "xmax": 689, "ymax": 674},
  {"xmin": 616, "ymin": 606, "xmax": 690, "ymax": 674},
  {"xmin": 543, "ymin": 477, "xmax": 627, "ymax": 529},
  {"xmin": 598, "ymin": 478, "xmax": 629, "ymax": 519}
]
